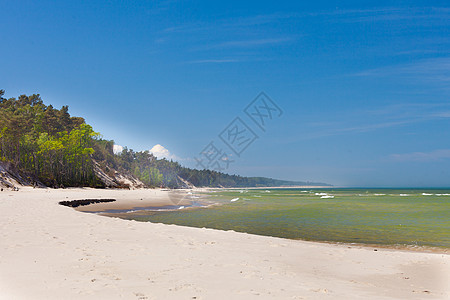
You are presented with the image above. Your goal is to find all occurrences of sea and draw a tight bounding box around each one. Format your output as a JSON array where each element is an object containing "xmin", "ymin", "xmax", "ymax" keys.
[{"xmin": 103, "ymin": 188, "xmax": 450, "ymax": 251}]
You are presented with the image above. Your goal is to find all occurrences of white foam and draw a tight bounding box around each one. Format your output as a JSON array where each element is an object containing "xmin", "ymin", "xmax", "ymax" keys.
[
  {"xmin": 422, "ymin": 193, "xmax": 433, "ymax": 196},
  {"xmin": 399, "ymin": 194, "xmax": 410, "ymax": 196},
  {"xmin": 230, "ymin": 198, "xmax": 239, "ymax": 202},
  {"xmin": 321, "ymin": 195, "xmax": 334, "ymax": 199},
  {"xmin": 315, "ymin": 193, "xmax": 328, "ymax": 196}
]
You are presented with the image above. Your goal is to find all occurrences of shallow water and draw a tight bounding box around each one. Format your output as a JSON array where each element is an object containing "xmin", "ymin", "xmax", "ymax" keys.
[{"xmin": 107, "ymin": 188, "xmax": 450, "ymax": 249}]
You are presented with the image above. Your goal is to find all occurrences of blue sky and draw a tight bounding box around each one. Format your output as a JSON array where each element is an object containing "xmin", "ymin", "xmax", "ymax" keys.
[{"xmin": 1, "ymin": 1, "xmax": 449, "ymax": 187}]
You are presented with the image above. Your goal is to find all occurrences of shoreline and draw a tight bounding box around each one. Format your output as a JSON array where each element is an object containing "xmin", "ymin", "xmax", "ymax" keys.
[
  {"xmin": 54, "ymin": 187, "xmax": 450, "ymax": 254},
  {"xmin": 206, "ymin": 185, "xmax": 333, "ymax": 189},
  {"xmin": 74, "ymin": 188, "xmax": 214, "ymax": 213},
  {"xmin": 294, "ymin": 239, "xmax": 449, "ymax": 255},
  {"xmin": 1, "ymin": 187, "xmax": 449, "ymax": 299},
  {"xmin": 76, "ymin": 188, "xmax": 450, "ymax": 254}
]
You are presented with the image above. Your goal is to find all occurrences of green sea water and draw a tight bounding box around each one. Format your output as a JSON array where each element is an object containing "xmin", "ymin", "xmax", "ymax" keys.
[{"xmin": 110, "ymin": 188, "xmax": 450, "ymax": 249}]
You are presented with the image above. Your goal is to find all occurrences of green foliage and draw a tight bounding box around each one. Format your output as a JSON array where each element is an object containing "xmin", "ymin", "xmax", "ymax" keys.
[
  {"xmin": 0, "ymin": 90, "xmax": 318, "ymax": 188},
  {"xmin": 0, "ymin": 92, "xmax": 100, "ymax": 187}
]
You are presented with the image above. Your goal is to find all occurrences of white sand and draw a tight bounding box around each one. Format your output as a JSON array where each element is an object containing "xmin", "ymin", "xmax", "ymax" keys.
[{"xmin": 0, "ymin": 188, "xmax": 448, "ymax": 299}]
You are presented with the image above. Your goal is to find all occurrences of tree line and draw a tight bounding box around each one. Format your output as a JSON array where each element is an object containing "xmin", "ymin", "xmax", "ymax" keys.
[
  {"xmin": 0, "ymin": 90, "xmax": 99, "ymax": 187},
  {"xmin": 0, "ymin": 90, "xmax": 323, "ymax": 188}
]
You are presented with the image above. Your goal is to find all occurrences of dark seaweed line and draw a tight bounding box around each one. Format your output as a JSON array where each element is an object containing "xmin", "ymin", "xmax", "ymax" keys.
[{"xmin": 59, "ymin": 199, "xmax": 116, "ymax": 208}]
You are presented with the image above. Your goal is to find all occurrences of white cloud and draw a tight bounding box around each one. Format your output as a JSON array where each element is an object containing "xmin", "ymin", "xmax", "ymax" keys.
[
  {"xmin": 213, "ymin": 37, "xmax": 293, "ymax": 48},
  {"xmin": 389, "ymin": 149, "xmax": 450, "ymax": 162},
  {"xmin": 195, "ymin": 37, "xmax": 293, "ymax": 51},
  {"xmin": 433, "ymin": 111, "xmax": 450, "ymax": 118},
  {"xmin": 353, "ymin": 57, "xmax": 450, "ymax": 91},
  {"xmin": 186, "ymin": 59, "xmax": 240, "ymax": 64},
  {"xmin": 112, "ymin": 143, "xmax": 180, "ymax": 160},
  {"xmin": 150, "ymin": 144, "xmax": 178, "ymax": 160},
  {"xmin": 113, "ymin": 144, "xmax": 123, "ymax": 155}
]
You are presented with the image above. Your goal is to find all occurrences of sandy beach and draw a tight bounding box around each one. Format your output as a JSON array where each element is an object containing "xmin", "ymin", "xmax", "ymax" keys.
[{"xmin": 0, "ymin": 188, "xmax": 448, "ymax": 299}]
